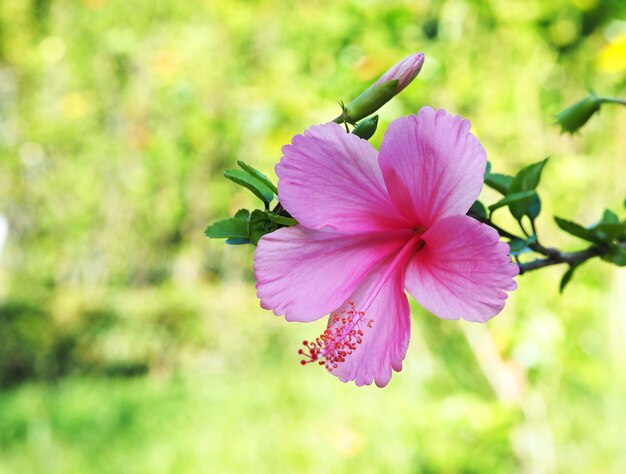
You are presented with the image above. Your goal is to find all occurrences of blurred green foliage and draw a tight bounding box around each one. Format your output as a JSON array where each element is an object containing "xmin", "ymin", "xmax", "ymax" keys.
[{"xmin": 0, "ymin": 0, "xmax": 625, "ymax": 472}]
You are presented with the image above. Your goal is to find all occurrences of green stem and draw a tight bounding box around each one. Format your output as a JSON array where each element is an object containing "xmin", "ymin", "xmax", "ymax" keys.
[
  {"xmin": 518, "ymin": 246, "xmax": 605, "ymax": 274},
  {"xmin": 530, "ymin": 219, "xmax": 538, "ymax": 238},
  {"xmin": 472, "ymin": 216, "xmax": 523, "ymax": 241},
  {"xmin": 598, "ymin": 96, "xmax": 626, "ymax": 106},
  {"xmin": 518, "ymin": 219, "xmax": 531, "ymax": 238}
]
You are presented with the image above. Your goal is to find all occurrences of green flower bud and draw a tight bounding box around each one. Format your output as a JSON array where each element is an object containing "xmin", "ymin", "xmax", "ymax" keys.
[
  {"xmin": 555, "ymin": 94, "xmax": 602, "ymax": 134},
  {"xmin": 335, "ymin": 53, "xmax": 425, "ymax": 124},
  {"xmin": 351, "ymin": 115, "xmax": 379, "ymax": 140}
]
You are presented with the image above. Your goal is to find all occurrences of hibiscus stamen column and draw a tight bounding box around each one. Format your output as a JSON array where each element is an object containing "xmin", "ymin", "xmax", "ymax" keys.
[
  {"xmin": 299, "ymin": 233, "xmax": 424, "ymax": 370},
  {"xmin": 298, "ymin": 301, "xmax": 373, "ymax": 369}
]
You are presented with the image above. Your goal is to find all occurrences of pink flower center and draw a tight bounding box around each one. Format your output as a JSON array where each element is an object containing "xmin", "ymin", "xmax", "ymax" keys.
[{"xmin": 298, "ymin": 232, "xmax": 425, "ymax": 370}]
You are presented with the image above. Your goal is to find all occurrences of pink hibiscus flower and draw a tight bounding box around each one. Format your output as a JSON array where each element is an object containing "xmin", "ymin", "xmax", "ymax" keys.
[{"xmin": 254, "ymin": 106, "xmax": 519, "ymax": 387}]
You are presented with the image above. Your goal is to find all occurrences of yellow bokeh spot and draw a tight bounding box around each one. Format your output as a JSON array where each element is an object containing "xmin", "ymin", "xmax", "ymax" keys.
[
  {"xmin": 61, "ymin": 92, "xmax": 92, "ymax": 120},
  {"xmin": 152, "ymin": 50, "xmax": 183, "ymax": 78},
  {"xmin": 40, "ymin": 36, "xmax": 66, "ymax": 64},
  {"xmin": 329, "ymin": 424, "xmax": 363, "ymax": 457},
  {"xmin": 354, "ymin": 55, "xmax": 382, "ymax": 82},
  {"xmin": 597, "ymin": 33, "xmax": 626, "ymax": 74}
]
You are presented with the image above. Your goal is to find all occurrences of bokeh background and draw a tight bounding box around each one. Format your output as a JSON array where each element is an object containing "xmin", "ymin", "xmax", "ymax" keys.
[{"xmin": 1, "ymin": 0, "xmax": 626, "ymax": 472}]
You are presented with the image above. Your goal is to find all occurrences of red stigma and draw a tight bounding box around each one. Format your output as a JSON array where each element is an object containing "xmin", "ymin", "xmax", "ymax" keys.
[{"xmin": 299, "ymin": 301, "xmax": 373, "ymax": 371}]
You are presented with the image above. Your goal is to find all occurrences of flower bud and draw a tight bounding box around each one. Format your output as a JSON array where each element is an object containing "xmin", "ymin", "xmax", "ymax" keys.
[
  {"xmin": 351, "ymin": 115, "xmax": 379, "ymax": 140},
  {"xmin": 374, "ymin": 52, "xmax": 425, "ymax": 94},
  {"xmin": 555, "ymin": 94, "xmax": 602, "ymax": 134},
  {"xmin": 335, "ymin": 53, "xmax": 425, "ymax": 124}
]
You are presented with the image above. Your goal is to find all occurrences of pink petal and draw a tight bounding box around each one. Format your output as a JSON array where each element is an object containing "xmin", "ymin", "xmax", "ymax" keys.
[
  {"xmin": 378, "ymin": 107, "xmax": 487, "ymax": 227},
  {"xmin": 277, "ymin": 123, "xmax": 411, "ymax": 233},
  {"xmin": 405, "ymin": 215, "xmax": 519, "ymax": 322},
  {"xmin": 327, "ymin": 259, "xmax": 410, "ymax": 387},
  {"xmin": 254, "ymin": 226, "xmax": 411, "ymax": 322}
]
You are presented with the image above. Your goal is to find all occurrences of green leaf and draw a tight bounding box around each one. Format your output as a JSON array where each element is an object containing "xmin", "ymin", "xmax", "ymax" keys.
[
  {"xmin": 592, "ymin": 223, "xmax": 626, "ymax": 241},
  {"xmin": 591, "ymin": 210, "xmax": 625, "ymax": 241},
  {"xmin": 237, "ymin": 161, "xmax": 278, "ymax": 195},
  {"xmin": 508, "ymin": 158, "xmax": 548, "ymax": 220},
  {"xmin": 507, "ymin": 235, "xmax": 537, "ymax": 256},
  {"xmin": 508, "ymin": 238, "xmax": 527, "ymax": 254},
  {"xmin": 601, "ymin": 209, "xmax": 620, "ymax": 224},
  {"xmin": 224, "ymin": 169, "xmax": 275, "ymax": 204},
  {"xmin": 468, "ymin": 200, "xmax": 487, "ymax": 219},
  {"xmin": 351, "ymin": 115, "xmax": 379, "ymax": 140},
  {"xmin": 266, "ymin": 211, "xmax": 298, "ymax": 227},
  {"xmin": 488, "ymin": 191, "xmax": 537, "ymax": 213},
  {"xmin": 248, "ymin": 210, "xmax": 279, "ymax": 246},
  {"xmin": 225, "ymin": 238, "xmax": 251, "ymax": 245},
  {"xmin": 603, "ymin": 245, "xmax": 626, "ymax": 266},
  {"xmin": 526, "ymin": 194, "xmax": 542, "ymax": 220},
  {"xmin": 233, "ymin": 209, "xmax": 250, "ymax": 219},
  {"xmin": 559, "ymin": 264, "xmax": 580, "ymax": 293},
  {"xmin": 554, "ymin": 217, "xmax": 606, "ymax": 245},
  {"xmin": 204, "ymin": 209, "xmax": 250, "ymax": 240},
  {"xmin": 484, "ymin": 172, "xmax": 513, "ymax": 195},
  {"xmin": 512, "ymin": 159, "xmax": 548, "ymax": 191}
]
